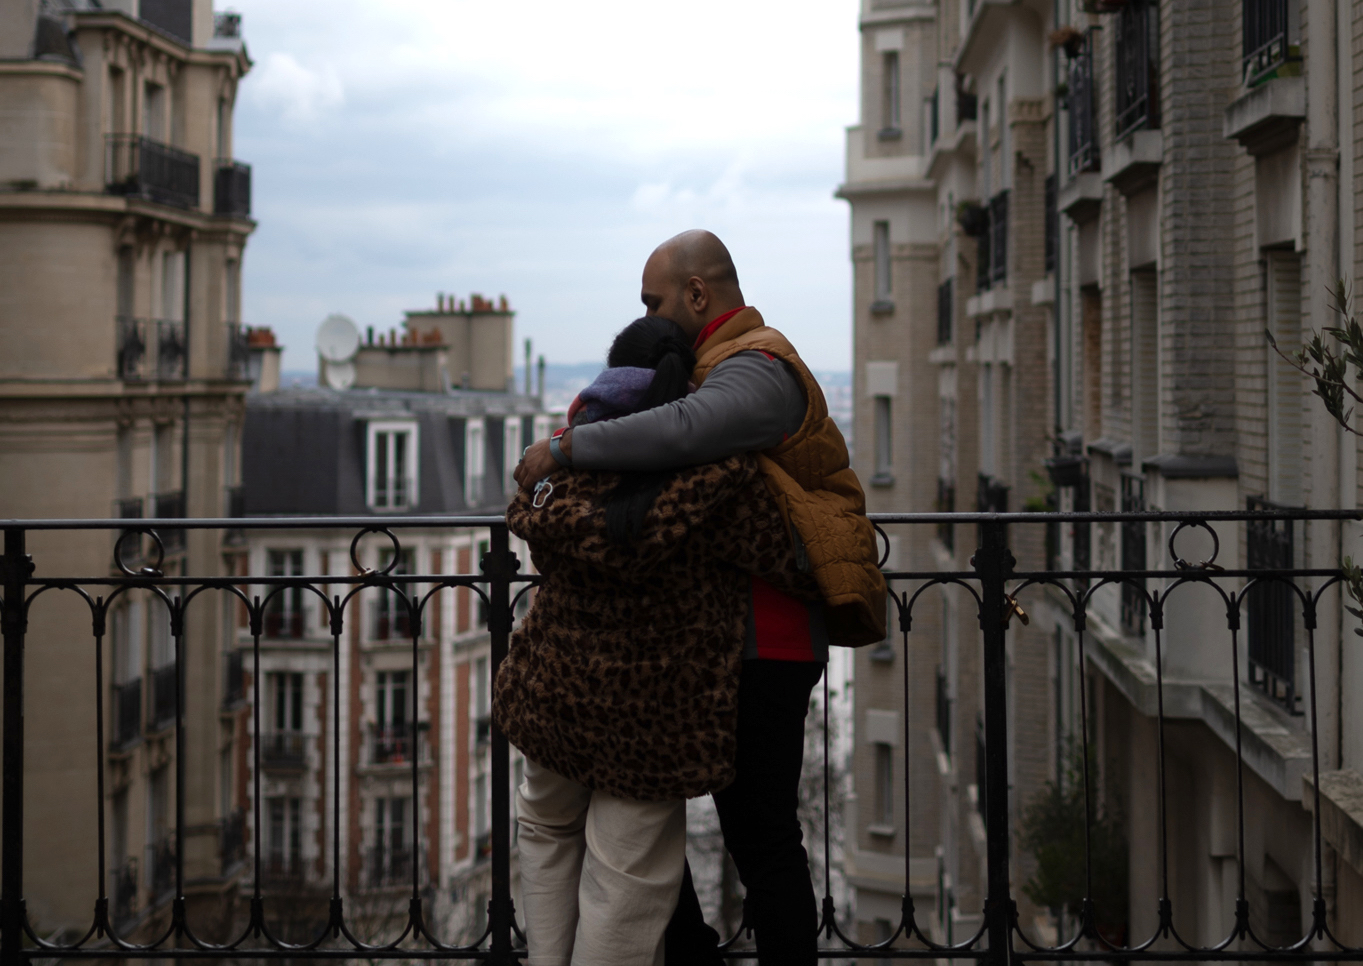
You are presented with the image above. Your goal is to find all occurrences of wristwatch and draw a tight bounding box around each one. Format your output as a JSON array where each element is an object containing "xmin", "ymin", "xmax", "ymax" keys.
[{"xmin": 549, "ymin": 433, "xmax": 571, "ymax": 468}]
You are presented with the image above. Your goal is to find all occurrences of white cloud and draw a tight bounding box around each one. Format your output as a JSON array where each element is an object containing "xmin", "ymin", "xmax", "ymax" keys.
[
  {"xmin": 227, "ymin": 0, "xmax": 861, "ymax": 369},
  {"xmin": 245, "ymin": 52, "xmax": 344, "ymax": 123}
]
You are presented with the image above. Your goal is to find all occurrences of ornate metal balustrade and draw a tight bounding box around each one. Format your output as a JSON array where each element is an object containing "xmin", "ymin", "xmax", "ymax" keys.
[{"xmin": 0, "ymin": 508, "xmax": 1361, "ymax": 963}]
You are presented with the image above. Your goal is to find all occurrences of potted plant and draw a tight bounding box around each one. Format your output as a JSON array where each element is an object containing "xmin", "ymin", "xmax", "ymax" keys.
[
  {"xmin": 1048, "ymin": 25, "xmax": 1085, "ymax": 58},
  {"xmin": 956, "ymin": 201, "xmax": 989, "ymax": 237}
]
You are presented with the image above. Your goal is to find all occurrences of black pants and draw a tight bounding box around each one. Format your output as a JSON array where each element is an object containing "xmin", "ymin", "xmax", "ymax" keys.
[{"xmin": 664, "ymin": 659, "xmax": 825, "ymax": 966}]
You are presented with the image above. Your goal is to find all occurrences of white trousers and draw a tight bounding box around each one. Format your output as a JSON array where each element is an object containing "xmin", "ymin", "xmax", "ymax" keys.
[{"xmin": 516, "ymin": 758, "xmax": 686, "ymax": 966}]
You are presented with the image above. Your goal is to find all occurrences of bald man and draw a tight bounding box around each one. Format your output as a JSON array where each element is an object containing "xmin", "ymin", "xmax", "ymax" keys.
[{"xmin": 515, "ymin": 230, "xmax": 858, "ymax": 966}]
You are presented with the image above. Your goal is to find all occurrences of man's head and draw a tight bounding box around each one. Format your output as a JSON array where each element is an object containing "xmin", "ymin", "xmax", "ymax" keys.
[{"xmin": 640, "ymin": 230, "xmax": 745, "ymax": 340}]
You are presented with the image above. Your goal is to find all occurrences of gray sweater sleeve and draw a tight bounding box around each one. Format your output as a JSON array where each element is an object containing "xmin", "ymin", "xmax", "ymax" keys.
[{"xmin": 569, "ymin": 351, "xmax": 808, "ymax": 472}]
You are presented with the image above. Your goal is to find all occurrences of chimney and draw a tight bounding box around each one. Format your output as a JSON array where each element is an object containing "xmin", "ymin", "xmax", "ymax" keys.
[
  {"xmin": 499, "ymin": 294, "xmax": 509, "ymax": 312},
  {"xmin": 536, "ymin": 355, "xmax": 545, "ymax": 399},
  {"xmin": 366, "ymin": 326, "xmax": 374, "ymax": 344},
  {"xmin": 437, "ymin": 292, "xmax": 443, "ymax": 312},
  {"xmin": 524, "ymin": 339, "xmax": 532, "ymax": 395}
]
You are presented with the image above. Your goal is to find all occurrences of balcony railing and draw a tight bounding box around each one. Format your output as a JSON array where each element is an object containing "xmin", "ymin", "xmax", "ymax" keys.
[
  {"xmin": 1120, "ymin": 474, "xmax": 1147, "ymax": 634},
  {"xmin": 105, "ymin": 134, "xmax": 200, "ymax": 210},
  {"xmin": 150, "ymin": 663, "xmax": 177, "ymax": 729},
  {"xmin": 1, "ymin": 510, "xmax": 1360, "ymax": 962},
  {"xmin": 116, "ymin": 317, "xmax": 185, "ymax": 382},
  {"xmin": 214, "ymin": 160, "xmax": 252, "ymax": 217},
  {"xmin": 112, "ymin": 678, "xmax": 141, "ymax": 748},
  {"xmin": 1067, "ymin": 28, "xmax": 1100, "ymax": 175},
  {"xmin": 1243, "ymin": 0, "xmax": 1299, "ymax": 87},
  {"xmin": 1115, "ymin": 0, "xmax": 1160, "ymax": 140},
  {"xmin": 260, "ymin": 731, "xmax": 307, "ymax": 769},
  {"xmin": 227, "ymin": 322, "xmax": 252, "ymax": 380},
  {"xmin": 373, "ymin": 726, "xmax": 414, "ymax": 764}
]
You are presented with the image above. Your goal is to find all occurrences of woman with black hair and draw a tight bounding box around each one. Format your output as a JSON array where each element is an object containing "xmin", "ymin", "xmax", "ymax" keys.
[{"xmin": 492, "ymin": 316, "xmax": 814, "ymax": 966}]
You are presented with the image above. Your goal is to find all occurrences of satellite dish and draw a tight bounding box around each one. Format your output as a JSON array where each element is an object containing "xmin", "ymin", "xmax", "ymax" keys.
[
  {"xmin": 316, "ymin": 313, "xmax": 360, "ymax": 363},
  {"xmin": 323, "ymin": 360, "xmax": 356, "ymax": 391}
]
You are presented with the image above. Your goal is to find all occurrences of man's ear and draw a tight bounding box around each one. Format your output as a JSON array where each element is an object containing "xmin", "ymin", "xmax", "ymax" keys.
[{"xmin": 686, "ymin": 276, "xmax": 710, "ymax": 314}]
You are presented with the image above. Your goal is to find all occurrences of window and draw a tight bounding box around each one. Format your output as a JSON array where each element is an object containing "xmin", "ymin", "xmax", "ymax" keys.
[
  {"xmin": 996, "ymin": 72, "xmax": 1009, "ymax": 189},
  {"xmin": 1266, "ymin": 252, "xmax": 1302, "ymax": 505},
  {"xmin": 117, "ymin": 246, "xmax": 134, "ymax": 318},
  {"xmin": 265, "ymin": 549, "xmax": 304, "ymax": 637},
  {"xmin": 373, "ymin": 549, "xmax": 413, "ymax": 640},
  {"xmin": 270, "ymin": 672, "xmax": 304, "ymax": 734},
  {"xmin": 980, "ymin": 365, "xmax": 995, "ymax": 477},
  {"xmin": 465, "ymin": 419, "xmax": 485, "ymax": 506},
  {"xmin": 161, "ymin": 251, "xmax": 184, "ymax": 323},
  {"xmin": 216, "ymin": 96, "xmax": 230, "ymax": 158},
  {"xmin": 503, "ymin": 418, "xmax": 521, "ymax": 493},
  {"xmin": 980, "ymin": 99, "xmax": 992, "ymax": 199},
  {"xmin": 881, "ymin": 51, "xmax": 901, "ymax": 131},
  {"xmin": 1115, "ymin": 0, "xmax": 1160, "ymax": 138},
  {"xmin": 374, "ymin": 797, "xmax": 409, "ymax": 884},
  {"xmin": 474, "ymin": 773, "xmax": 489, "ymax": 861},
  {"xmin": 873, "ymin": 221, "xmax": 892, "ymax": 303},
  {"xmin": 367, "ymin": 421, "xmax": 418, "ymax": 510},
  {"xmin": 1129, "ymin": 270, "xmax": 1159, "ymax": 465},
  {"xmin": 143, "ymin": 81, "xmax": 166, "ymax": 142},
  {"xmin": 874, "ymin": 742, "xmax": 894, "ymax": 827},
  {"xmin": 267, "ymin": 797, "xmax": 302, "ymax": 878},
  {"xmin": 109, "ymin": 66, "xmax": 126, "ymax": 134},
  {"xmin": 374, "ymin": 670, "xmax": 409, "ymax": 762},
  {"xmin": 873, "ymin": 397, "xmax": 893, "ymax": 482}
]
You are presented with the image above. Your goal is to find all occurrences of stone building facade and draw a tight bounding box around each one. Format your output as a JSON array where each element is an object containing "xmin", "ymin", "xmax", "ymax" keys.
[
  {"xmin": 843, "ymin": 0, "xmax": 1363, "ymax": 947},
  {"xmin": 0, "ymin": 0, "xmax": 254, "ymax": 938}
]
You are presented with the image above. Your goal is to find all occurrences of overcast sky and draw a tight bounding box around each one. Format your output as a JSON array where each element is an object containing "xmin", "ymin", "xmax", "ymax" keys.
[{"xmin": 228, "ymin": 0, "xmax": 862, "ymax": 372}]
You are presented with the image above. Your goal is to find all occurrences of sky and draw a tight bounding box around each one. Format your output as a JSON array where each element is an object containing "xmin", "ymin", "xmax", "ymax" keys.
[{"xmin": 228, "ymin": 0, "xmax": 863, "ymax": 371}]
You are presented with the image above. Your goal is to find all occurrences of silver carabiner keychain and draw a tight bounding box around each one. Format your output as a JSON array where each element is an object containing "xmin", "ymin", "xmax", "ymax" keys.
[{"xmin": 532, "ymin": 476, "xmax": 554, "ymax": 508}]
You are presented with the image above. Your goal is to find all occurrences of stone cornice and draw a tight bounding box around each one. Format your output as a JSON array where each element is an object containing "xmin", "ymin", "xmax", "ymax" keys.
[
  {"xmin": 0, "ymin": 190, "xmax": 255, "ymax": 237},
  {"xmin": 0, "ymin": 60, "xmax": 83, "ymax": 81}
]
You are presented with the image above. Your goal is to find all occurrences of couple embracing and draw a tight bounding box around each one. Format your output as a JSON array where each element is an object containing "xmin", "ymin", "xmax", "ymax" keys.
[{"xmin": 492, "ymin": 230, "xmax": 887, "ymax": 966}]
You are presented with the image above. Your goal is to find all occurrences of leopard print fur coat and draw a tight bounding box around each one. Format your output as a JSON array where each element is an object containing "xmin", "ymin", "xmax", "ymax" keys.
[{"xmin": 491, "ymin": 455, "xmax": 816, "ymax": 802}]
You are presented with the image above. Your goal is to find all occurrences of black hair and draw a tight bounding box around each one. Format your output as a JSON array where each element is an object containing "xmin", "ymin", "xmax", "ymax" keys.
[{"xmin": 602, "ymin": 316, "xmax": 696, "ymax": 544}]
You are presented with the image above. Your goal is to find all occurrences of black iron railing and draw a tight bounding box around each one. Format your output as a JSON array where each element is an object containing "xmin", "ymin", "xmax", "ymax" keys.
[
  {"xmin": 227, "ymin": 323, "xmax": 252, "ymax": 380},
  {"xmin": 1120, "ymin": 474, "xmax": 1147, "ymax": 634},
  {"xmin": 1, "ymin": 509, "xmax": 1361, "ymax": 962},
  {"xmin": 214, "ymin": 160, "xmax": 252, "ymax": 217},
  {"xmin": 1115, "ymin": 0, "xmax": 1160, "ymax": 139},
  {"xmin": 373, "ymin": 726, "xmax": 413, "ymax": 765},
  {"xmin": 116, "ymin": 317, "xmax": 185, "ymax": 382},
  {"xmin": 261, "ymin": 732, "xmax": 307, "ymax": 769},
  {"xmin": 1067, "ymin": 28, "xmax": 1100, "ymax": 175},
  {"xmin": 1243, "ymin": 0, "xmax": 1299, "ymax": 87},
  {"xmin": 105, "ymin": 135, "xmax": 200, "ymax": 210},
  {"xmin": 937, "ymin": 278, "xmax": 953, "ymax": 345}
]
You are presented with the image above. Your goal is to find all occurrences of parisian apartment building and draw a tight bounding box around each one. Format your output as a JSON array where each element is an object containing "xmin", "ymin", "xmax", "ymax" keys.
[
  {"xmin": 841, "ymin": 0, "xmax": 1363, "ymax": 949},
  {"xmin": 231, "ymin": 297, "xmax": 557, "ymax": 941},
  {"xmin": 0, "ymin": 0, "xmax": 256, "ymax": 939}
]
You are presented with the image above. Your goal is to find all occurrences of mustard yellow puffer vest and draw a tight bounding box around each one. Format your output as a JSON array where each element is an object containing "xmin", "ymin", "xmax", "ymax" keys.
[{"xmin": 693, "ymin": 307, "xmax": 887, "ymax": 646}]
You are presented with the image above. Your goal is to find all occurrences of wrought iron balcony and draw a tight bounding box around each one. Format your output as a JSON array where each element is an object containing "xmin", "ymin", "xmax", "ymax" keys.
[
  {"xmin": 227, "ymin": 322, "xmax": 252, "ymax": 380},
  {"xmin": 1067, "ymin": 28, "xmax": 1100, "ymax": 175},
  {"xmin": 0, "ymin": 509, "xmax": 1359, "ymax": 962},
  {"xmin": 214, "ymin": 160, "xmax": 252, "ymax": 217},
  {"xmin": 116, "ymin": 317, "xmax": 186, "ymax": 382},
  {"xmin": 1247, "ymin": 496, "xmax": 1299, "ymax": 712},
  {"xmin": 1243, "ymin": 0, "xmax": 1299, "ymax": 88},
  {"xmin": 105, "ymin": 134, "xmax": 200, "ymax": 210},
  {"xmin": 260, "ymin": 731, "xmax": 307, "ymax": 769},
  {"xmin": 989, "ymin": 191, "xmax": 1008, "ymax": 287},
  {"xmin": 1115, "ymin": 0, "xmax": 1161, "ymax": 140},
  {"xmin": 372, "ymin": 726, "xmax": 412, "ymax": 765}
]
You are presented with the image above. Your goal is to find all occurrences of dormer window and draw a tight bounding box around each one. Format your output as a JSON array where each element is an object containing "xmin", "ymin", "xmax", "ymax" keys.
[
  {"xmin": 465, "ymin": 419, "xmax": 485, "ymax": 505},
  {"xmin": 367, "ymin": 421, "xmax": 418, "ymax": 510}
]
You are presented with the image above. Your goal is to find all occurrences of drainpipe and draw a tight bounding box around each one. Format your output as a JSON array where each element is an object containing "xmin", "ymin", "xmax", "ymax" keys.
[
  {"xmin": 1305, "ymin": 0, "xmax": 1341, "ymax": 773},
  {"xmin": 1053, "ymin": 0, "xmax": 1064, "ymax": 443}
]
